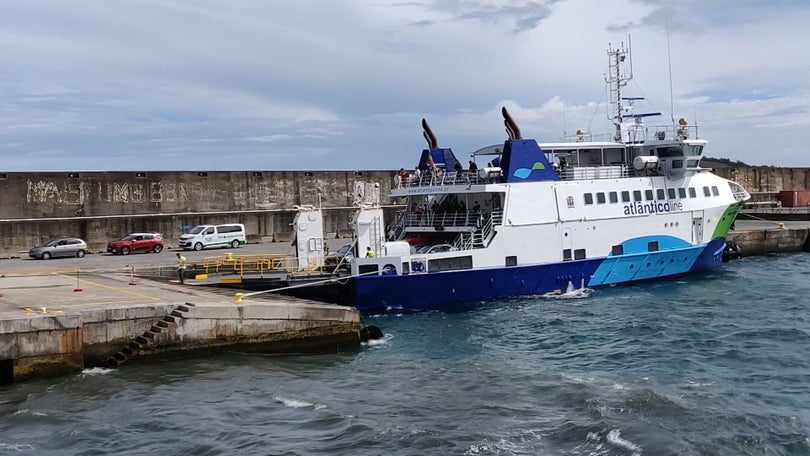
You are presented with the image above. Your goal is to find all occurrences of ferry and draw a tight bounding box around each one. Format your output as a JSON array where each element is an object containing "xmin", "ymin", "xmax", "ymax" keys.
[{"xmin": 284, "ymin": 43, "xmax": 751, "ymax": 313}]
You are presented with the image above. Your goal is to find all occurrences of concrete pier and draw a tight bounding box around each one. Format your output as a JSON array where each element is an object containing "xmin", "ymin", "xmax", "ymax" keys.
[
  {"xmin": 0, "ymin": 270, "xmax": 360, "ymax": 383},
  {"xmin": 729, "ymin": 219, "xmax": 810, "ymax": 256}
]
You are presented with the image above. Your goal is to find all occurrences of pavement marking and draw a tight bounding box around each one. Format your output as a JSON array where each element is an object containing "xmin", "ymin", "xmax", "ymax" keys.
[
  {"xmin": 53, "ymin": 273, "xmax": 162, "ymax": 302},
  {"xmin": 24, "ymin": 307, "xmax": 64, "ymax": 315}
]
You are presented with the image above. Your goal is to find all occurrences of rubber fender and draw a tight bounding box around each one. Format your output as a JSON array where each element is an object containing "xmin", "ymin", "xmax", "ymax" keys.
[{"xmin": 360, "ymin": 325, "xmax": 384, "ymax": 342}]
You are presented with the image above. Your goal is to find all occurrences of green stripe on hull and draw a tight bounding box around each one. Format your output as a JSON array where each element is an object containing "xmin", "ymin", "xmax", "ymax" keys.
[{"xmin": 711, "ymin": 201, "xmax": 745, "ymax": 240}]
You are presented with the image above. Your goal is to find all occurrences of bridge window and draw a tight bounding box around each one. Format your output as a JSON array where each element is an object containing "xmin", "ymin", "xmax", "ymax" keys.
[
  {"xmin": 656, "ymin": 189, "xmax": 666, "ymax": 200},
  {"xmin": 597, "ymin": 192, "xmax": 606, "ymax": 204},
  {"xmin": 668, "ymin": 188, "xmax": 676, "ymax": 199},
  {"xmin": 672, "ymin": 159, "xmax": 684, "ymax": 168},
  {"xmin": 684, "ymin": 144, "xmax": 703, "ymax": 156},
  {"xmin": 621, "ymin": 191, "xmax": 631, "ymax": 202},
  {"xmin": 711, "ymin": 186, "xmax": 720, "ymax": 196},
  {"xmin": 657, "ymin": 146, "xmax": 682, "ymax": 157},
  {"xmin": 678, "ymin": 188, "xmax": 687, "ymax": 198},
  {"xmin": 703, "ymin": 186, "xmax": 711, "ymax": 197},
  {"xmin": 633, "ymin": 190, "xmax": 642, "ymax": 202},
  {"xmin": 584, "ymin": 193, "xmax": 594, "ymax": 205},
  {"xmin": 689, "ymin": 187, "xmax": 697, "ymax": 198},
  {"xmin": 609, "ymin": 192, "xmax": 618, "ymax": 203},
  {"xmin": 645, "ymin": 190, "xmax": 654, "ymax": 201}
]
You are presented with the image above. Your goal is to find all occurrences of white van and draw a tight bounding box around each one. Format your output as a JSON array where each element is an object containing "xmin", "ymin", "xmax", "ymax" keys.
[{"xmin": 179, "ymin": 224, "xmax": 246, "ymax": 251}]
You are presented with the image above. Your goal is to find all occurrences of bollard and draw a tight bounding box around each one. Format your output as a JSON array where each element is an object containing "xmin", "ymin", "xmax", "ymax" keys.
[
  {"xmin": 224, "ymin": 252, "xmax": 234, "ymax": 262},
  {"xmin": 234, "ymin": 293, "xmax": 243, "ymax": 303},
  {"xmin": 777, "ymin": 223, "xmax": 786, "ymax": 230},
  {"xmin": 73, "ymin": 269, "xmax": 83, "ymax": 292},
  {"xmin": 129, "ymin": 265, "xmax": 137, "ymax": 286}
]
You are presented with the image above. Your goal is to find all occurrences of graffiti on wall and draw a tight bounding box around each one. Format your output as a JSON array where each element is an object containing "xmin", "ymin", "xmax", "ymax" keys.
[{"xmin": 24, "ymin": 179, "xmax": 281, "ymax": 206}]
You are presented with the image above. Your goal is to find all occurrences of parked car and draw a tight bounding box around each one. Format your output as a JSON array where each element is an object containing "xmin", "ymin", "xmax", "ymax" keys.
[
  {"xmin": 107, "ymin": 232, "xmax": 164, "ymax": 255},
  {"xmin": 29, "ymin": 238, "xmax": 88, "ymax": 260}
]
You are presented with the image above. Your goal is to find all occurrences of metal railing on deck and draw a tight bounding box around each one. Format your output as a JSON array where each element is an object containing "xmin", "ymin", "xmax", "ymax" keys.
[
  {"xmin": 202, "ymin": 253, "xmax": 301, "ymax": 276},
  {"xmin": 394, "ymin": 170, "xmax": 501, "ymax": 190}
]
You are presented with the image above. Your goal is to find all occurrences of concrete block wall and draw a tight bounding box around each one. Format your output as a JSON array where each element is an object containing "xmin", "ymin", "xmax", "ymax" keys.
[
  {"xmin": 714, "ymin": 167, "xmax": 810, "ymax": 193},
  {"xmin": 727, "ymin": 227, "xmax": 810, "ymax": 257},
  {"xmin": 0, "ymin": 170, "xmax": 402, "ymax": 258}
]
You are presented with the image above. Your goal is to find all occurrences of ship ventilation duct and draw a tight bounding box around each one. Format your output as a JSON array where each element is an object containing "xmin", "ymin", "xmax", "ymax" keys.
[
  {"xmin": 502, "ymin": 107, "xmax": 522, "ymax": 140},
  {"xmin": 422, "ymin": 118, "xmax": 438, "ymax": 149}
]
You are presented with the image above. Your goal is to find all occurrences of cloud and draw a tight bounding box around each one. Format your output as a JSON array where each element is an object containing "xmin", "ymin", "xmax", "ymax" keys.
[{"xmin": 0, "ymin": 0, "xmax": 809, "ymax": 171}]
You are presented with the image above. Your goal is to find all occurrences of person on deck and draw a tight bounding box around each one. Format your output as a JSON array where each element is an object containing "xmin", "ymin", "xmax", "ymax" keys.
[
  {"xmin": 176, "ymin": 253, "xmax": 187, "ymax": 285},
  {"xmin": 366, "ymin": 247, "xmax": 376, "ymax": 258},
  {"xmin": 469, "ymin": 160, "xmax": 478, "ymax": 174},
  {"xmin": 399, "ymin": 168, "xmax": 409, "ymax": 187},
  {"xmin": 454, "ymin": 161, "xmax": 463, "ymax": 174}
]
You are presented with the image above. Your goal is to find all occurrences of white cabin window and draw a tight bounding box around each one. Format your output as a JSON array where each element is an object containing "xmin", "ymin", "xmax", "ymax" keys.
[
  {"xmin": 584, "ymin": 193, "xmax": 594, "ymax": 205},
  {"xmin": 689, "ymin": 188, "xmax": 697, "ymax": 198},
  {"xmin": 678, "ymin": 188, "xmax": 687, "ymax": 198},
  {"xmin": 656, "ymin": 189, "xmax": 666, "ymax": 200},
  {"xmin": 711, "ymin": 186, "xmax": 720, "ymax": 196},
  {"xmin": 596, "ymin": 193, "xmax": 606, "ymax": 204},
  {"xmin": 645, "ymin": 190, "xmax": 654, "ymax": 201},
  {"xmin": 703, "ymin": 187, "xmax": 711, "ymax": 197},
  {"xmin": 668, "ymin": 188, "xmax": 676, "ymax": 199},
  {"xmin": 609, "ymin": 192, "xmax": 618, "ymax": 203},
  {"xmin": 633, "ymin": 190, "xmax": 642, "ymax": 202},
  {"xmin": 621, "ymin": 191, "xmax": 631, "ymax": 202}
]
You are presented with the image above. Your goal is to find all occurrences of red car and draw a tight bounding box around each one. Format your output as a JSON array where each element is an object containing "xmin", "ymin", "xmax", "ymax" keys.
[{"xmin": 107, "ymin": 232, "xmax": 164, "ymax": 255}]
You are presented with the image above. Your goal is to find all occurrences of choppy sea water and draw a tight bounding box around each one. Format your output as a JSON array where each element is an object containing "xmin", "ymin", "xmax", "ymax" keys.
[{"xmin": 1, "ymin": 254, "xmax": 809, "ymax": 455}]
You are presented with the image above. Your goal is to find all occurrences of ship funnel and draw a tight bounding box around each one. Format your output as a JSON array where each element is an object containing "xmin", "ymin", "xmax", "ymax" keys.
[
  {"xmin": 421, "ymin": 118, "xmax": 438, "ymax": 149},
  {"xmin": 502, "ymin": 107, "xmax": 522, "ymax": 140}
]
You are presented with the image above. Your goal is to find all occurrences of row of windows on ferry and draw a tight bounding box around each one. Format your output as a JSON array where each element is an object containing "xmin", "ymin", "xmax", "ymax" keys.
[{"xmin": 583, "ymin": 185, "xmax": 720, "ymax": 205}]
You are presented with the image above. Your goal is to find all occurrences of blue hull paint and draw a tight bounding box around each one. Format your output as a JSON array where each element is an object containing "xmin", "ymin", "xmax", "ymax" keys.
[{"xmin": 346, "ymin": 238, "xmax": 726, "ymax": 314}]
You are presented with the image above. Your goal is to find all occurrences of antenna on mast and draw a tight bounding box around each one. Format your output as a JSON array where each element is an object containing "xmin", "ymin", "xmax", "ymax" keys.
[{"xmin": 665, "ymin": 0, "xmax": 675, "ymax": 125}]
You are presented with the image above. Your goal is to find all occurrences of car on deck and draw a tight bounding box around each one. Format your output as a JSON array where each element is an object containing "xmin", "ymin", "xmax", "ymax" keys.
[
  {"xmin": 107, "ymin": 232, "xmax": 164, "ymax": 255},
  {"xmin": 415, "ymin": 244, "xmax": 456, "ymax": 254},
  {"xmin": 29, "ymin": 238, "xmax": 88, "ymax": 260},
  {"xmin": 323, "ymin": 244, "xmax": 355, "ymax": 270}
]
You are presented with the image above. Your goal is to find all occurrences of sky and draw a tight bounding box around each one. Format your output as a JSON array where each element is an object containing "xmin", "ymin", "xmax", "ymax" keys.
[{"xmin": 1, "ymin": 0, "xmax": 809, "ymax": 172}]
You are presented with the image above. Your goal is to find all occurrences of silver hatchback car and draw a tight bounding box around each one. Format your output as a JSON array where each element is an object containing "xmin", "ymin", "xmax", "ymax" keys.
[{"xmin": 29, "ymin": 238, "xmax": 88, "ymax": 260}]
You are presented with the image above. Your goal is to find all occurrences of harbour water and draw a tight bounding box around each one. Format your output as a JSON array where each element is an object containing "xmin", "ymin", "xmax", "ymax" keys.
[{"xmin": 1, "ymin": 254, "xmax": 809, "ymax": 455}]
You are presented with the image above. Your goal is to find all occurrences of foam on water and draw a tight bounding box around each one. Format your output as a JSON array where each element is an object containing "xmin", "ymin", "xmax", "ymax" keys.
[{"xmin": 606, "ymin": 429, "xmax": 642, "ymax": 455}]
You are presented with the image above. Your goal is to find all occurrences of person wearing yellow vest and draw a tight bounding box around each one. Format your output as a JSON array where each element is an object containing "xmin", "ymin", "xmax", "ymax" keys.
[
  {"xmin": 365, "ymin": 247, "xmax": 376, "ymax": 258},
  {"xmin": 176, "ymin": 252, "xmax": 187, "ymax": 284}
]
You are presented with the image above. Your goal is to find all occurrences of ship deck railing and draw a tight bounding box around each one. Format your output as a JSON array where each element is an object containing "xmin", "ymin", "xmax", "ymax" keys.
[
  {"xmin": 393, "ymin": 165, "xmax": 634, "ymax": 190},
  {"xmin": 395, "ymin": 170, "xmax": 501, "ymax": 189}
]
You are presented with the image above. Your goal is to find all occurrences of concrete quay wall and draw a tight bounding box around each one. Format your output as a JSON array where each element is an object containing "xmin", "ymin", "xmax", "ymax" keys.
[
  {"xmin": 1, "ymin": 300, "xmax": 361, "ymax": 383},
  {"xmin": 727, "ymin": 227, "xmax": 810, "ymax": 257},
  {"xmin": 0, "ymin": 170, "xmax": 400, "ymax": 257}
]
